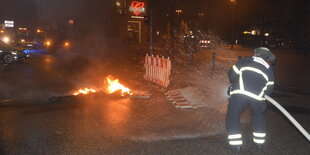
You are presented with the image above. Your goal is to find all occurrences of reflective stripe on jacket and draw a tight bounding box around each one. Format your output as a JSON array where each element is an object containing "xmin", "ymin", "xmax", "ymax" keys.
[{"xmin": 228, "ymin": 56, "xmax": 275, "ymax": 101}]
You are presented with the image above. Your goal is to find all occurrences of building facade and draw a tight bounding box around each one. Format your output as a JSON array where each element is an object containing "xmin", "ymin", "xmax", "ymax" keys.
[
  {"xmin": 115, "ymin": 0, "xmax": 149, "ymax": 43},
  {"xmin": 33, "ymin": 0, "xmax": 149, "ymax": 43}
]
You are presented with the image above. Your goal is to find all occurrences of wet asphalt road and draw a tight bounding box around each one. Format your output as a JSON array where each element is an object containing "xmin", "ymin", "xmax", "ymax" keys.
[{"xmin": 0, "ymin": 49, "xmax": 310, "ymax": 154}]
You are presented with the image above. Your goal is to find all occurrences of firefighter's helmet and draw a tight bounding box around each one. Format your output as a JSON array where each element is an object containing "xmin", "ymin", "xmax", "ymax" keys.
[{"xmin": 254, "ymin": 47, "xmax": 275, "ymax": 62}]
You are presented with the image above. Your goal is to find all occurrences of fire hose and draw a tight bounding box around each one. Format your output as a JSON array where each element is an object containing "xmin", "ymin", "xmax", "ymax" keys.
[{"xmin": 265, "ymin": 95, "xmax": 310, "ymax": 142}]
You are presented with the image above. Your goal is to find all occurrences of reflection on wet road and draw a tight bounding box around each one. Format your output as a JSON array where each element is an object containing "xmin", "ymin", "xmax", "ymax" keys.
[
  {"xmin": 0, "ymin": 91, "xmax": 225, "ymax": 154},
  {"xmin": 0, "ymin": 54, "xmax": 74, "ymax": 100},
  {"xmin": 0, "ymin": 95, "xmax": 133, "ymax": 152},
  {"xmin": 102, "ymin": 98, "xmax": 132, "ymax": 136}
]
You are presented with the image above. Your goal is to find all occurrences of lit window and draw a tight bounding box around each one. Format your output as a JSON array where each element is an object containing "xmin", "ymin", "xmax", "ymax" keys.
[{"xmin": 115, "ymin": 0, "xmax": 126, "ymax": 15}]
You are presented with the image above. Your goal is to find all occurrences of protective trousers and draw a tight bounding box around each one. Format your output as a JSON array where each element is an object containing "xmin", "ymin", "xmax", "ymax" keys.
[{"xmin": 226, "ymin": 94, "xmax": 267, "ymax": 146}]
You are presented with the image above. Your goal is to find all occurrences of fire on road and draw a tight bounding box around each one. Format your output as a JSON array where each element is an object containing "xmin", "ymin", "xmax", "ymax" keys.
[{"xmin": 72, "ymin": 75, "xmax": 133, "ymax": 96}]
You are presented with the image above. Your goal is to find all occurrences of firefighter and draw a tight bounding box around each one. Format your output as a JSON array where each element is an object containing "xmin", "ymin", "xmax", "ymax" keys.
[{"xmin": 226, "ymin": 47, "xmax": 275, "ymax": 152}]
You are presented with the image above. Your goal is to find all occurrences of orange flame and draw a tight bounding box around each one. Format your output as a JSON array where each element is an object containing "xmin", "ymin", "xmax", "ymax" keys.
[
  {"xmin": 106, "ymin": 76, "xmax": 132, "ymax": 96},
  {"xmin": 71, "ymin": 76, "xmax": 133, "ymax": 96},
  {"xmin": 73, "ymin": 88, "xmax": 96, "ymax": 96}
]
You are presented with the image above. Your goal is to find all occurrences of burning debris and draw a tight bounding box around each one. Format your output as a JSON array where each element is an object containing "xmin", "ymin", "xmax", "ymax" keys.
[
  {"xmin": 105, "ymin": 76, "xmax": 133, "ymax": 96},
  {"xmin": 73, "ymin": 88, "xmax": 97, "ymax": 96},
  {"xmin": 103, "ymin": 76, "xmax": 150, "ymax": 98},
  {"xmin": 48, "ymin": 75, "xmax": 150, "ymax": 103},
  {"xmin": 71, "ymin": 75, "xmax": 132, "ymax": 96}
]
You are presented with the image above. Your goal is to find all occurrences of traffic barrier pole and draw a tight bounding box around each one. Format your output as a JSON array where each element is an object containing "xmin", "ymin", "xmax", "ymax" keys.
[
  {"xmin": 265, "ymin": 95, "xmax": 310, "ymax": 143},
  {"xmin": 145, "ymin": 54, "xmax": 149, "ymax": 81},
  {"xmin": 151, "ymin": 55, "xmax": 154, "ymax": 82},
  {"xmin": 156, "ymin": 56, "xmax": 160, "ymax": 84},
  {"xmin": 160, "ymin": 56, "xmax": 164, "ymax": 86},
  {"xmin": 212, "ymin": 52, "xmax": 215, "ymax": 67}
]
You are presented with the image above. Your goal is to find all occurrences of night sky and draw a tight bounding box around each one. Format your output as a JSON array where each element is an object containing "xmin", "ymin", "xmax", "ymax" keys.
[
  {"xmin": 1, "ymin": 0, "xmax": 309, "ymax": 39},
  {"xmin": 0, "ymin": 0, "xmax": 36, "ymax": 25},
  {"xmin": 0, "ymin": 0, "xmax": 306, "ymax": 24}
]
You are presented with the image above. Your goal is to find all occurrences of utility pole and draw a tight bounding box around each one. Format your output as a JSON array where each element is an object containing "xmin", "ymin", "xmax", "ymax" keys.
[
  {"xmin": 230, "ymin": 0, "xmax": 236, "ymax": 49},
  {"xmin": 149, "ymin": 9, "xmax": 153, "ymax": 55},
  {"xmin": 146, "ymin": 0, "xmax": 154, "ymax": 55},
  {"xmin": 167, "ymin": 0, "xmax": 188, "ymax": 58},
  {"xmin": 35, "ymin": 0, "xmax": 41, "ymax": 28}
]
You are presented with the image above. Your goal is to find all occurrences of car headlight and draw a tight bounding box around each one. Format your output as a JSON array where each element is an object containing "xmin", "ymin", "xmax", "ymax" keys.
[{"xmin": 11, "ymin": 51, "xmax": 17, "ymax": 55}]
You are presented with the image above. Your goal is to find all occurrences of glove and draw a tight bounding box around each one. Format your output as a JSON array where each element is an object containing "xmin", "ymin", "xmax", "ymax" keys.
[{"xmin": 227, "ymin": 86, "xmax": 232, "ymax": 96}]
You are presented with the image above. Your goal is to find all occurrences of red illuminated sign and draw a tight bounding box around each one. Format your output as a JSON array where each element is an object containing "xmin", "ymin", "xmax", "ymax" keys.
[{"xmin": 130, "ymin": 1, "xmax": 145, "ymax": 16}]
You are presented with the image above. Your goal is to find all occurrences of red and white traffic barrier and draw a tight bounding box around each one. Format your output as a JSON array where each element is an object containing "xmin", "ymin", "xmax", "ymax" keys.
[{"xmin": 144, "ymin": 54, "xmax": 171, "ymax": 87}]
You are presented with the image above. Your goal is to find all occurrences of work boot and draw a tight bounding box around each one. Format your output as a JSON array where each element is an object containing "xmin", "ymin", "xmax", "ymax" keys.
[
  {"xmin": 255, "ymin": 144, "xmax": 263, "ymax": 150},
  {"xmin": 228, "ymin": 145, "xmax": 241, "ymax": 153}
]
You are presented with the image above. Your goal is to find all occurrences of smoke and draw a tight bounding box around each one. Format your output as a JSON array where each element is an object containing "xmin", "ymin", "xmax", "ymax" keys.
[{"xmin": 0, "ymin": 33, "xmax": 133, "ymax": 102}]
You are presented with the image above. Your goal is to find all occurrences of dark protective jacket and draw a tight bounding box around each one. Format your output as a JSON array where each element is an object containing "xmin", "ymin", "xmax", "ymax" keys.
[{"xmin": 228, "ymin": 56, "xmax": 275, "ymax": 101}]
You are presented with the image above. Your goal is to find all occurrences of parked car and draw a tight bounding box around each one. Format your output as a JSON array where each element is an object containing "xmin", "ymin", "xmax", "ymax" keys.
[
  {"xmin": 0, "ymin": 42, "xmax": 30, "ymax": 64},
  {"xmin": 199, "ymin": 39, "xmax": 212, "ymax": 48}
]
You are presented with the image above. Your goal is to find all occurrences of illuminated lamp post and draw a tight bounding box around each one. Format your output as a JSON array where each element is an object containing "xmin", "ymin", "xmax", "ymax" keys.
[{"xmin": 229, "ymin": 0, "xmax": 236, "ymax": 49}]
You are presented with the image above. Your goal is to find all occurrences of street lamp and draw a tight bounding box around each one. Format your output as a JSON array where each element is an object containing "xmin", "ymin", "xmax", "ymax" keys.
[
  {"xmin": 230, "ymin": 0, "xmax": 236, "ymax": 4},
  {"xmin": 229, "ymin": 0, "xmax": 236, "ymax": 49}
]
